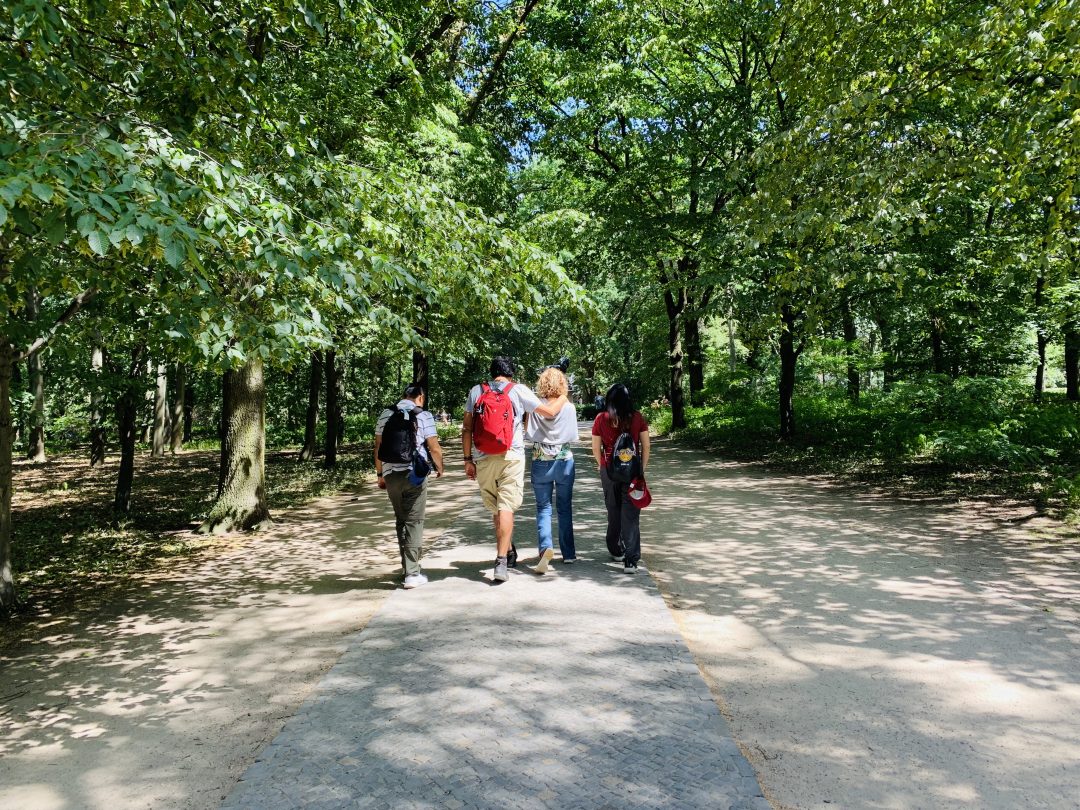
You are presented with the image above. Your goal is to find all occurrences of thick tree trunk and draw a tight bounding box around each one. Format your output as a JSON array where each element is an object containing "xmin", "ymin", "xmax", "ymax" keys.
[
  {"xmin": 114, "ymin": 386, "xmax": 138, "ymax": 514},
  {"xmin": 684, "ymin": 315, "xmax": 705, "ymax": 406},
  {"xmin": 90, "ymin": 344, "xmax": 106, "ymax": 466},
  {"xmin": 663, "ymin": 283, "xmax": 687, "ymax": 430},
  {"xmin": 412, "ymin": 348, "xmax": 430, "ymax": 395},
  {"xmin": 324, "ymin": 349, "xmax": 340, "ymax": 467},
  {"xmin": 152, "ymin": 362, "xmax": 168, "ymax": 457},
  {"xmin": 170, "ymin": 364, "xmax": 186, "ymax": 453},
  {"xmin": 299, "ymin": 351, "xmax": 322, "ymax": 461},
  {"xmin": 199, "ymin": 357, "xmax": 271, "ymax": 534},
  {"xmin": 779, "ymin": 304, "xmax": 799, "ymax": 440},
  {"xmin": 1065, "ymin": 325, "xmax": 1080, "ymax": 401},
  {"xmin": 0, "ymin": 341, "xmax": 19, "ymax": 611},
  {"xmin": 25, "ymin": 290, "xmax": 46, "ymax": 462},
  {"xmin": 841, "ymin": 298, "xmax": 860, "ymax": 403}
]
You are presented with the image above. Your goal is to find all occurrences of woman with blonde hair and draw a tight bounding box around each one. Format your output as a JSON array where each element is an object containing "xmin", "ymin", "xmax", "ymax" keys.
[{"xmin": 525, "ymin": 366, "xmax": 579, "ymax": 572}]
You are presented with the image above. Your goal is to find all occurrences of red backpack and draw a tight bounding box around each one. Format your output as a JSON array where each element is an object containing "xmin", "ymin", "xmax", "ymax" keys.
[{"xmin": 473, "ymin": 382, "xmax": 516, "ymax": 454}]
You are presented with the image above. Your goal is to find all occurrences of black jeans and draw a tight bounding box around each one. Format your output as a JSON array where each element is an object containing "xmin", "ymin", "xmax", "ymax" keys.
[{"xmin": 600, "ymin": 467, "xmax": 641, "ymax": 564}]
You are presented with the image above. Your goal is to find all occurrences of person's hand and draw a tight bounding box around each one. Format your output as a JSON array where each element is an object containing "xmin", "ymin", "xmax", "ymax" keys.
[
  {"xmin": 465, "ymin": 460, "xmax": 477, "ymax": 480},
  {"xmin": 436, "ymin": 467, "xmax": 444, "ymax": 478},
  {"xmin": 377, "ymin": 476, "xmax": 387, "ymax": 490}
]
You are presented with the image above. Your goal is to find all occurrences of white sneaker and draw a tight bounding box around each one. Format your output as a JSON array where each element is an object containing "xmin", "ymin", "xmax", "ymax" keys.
[
  {"xmin": 612, "ymin": 554, "xmax": 625, "ymax": 562},
  {"xmin": 535, "ymin": 548, "xmax": 554, "ymax": 574},
  {"xmin": 403, "ymin": 573, "xmax": 428, "ymax": 589}
]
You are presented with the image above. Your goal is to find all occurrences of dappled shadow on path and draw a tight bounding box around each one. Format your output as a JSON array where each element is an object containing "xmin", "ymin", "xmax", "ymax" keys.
[
  {"xmin": 644, "ymin": 440, "xmax": 1080, "ymax": 809},
  {"xmin": 0, "ymin": 465, "xmax": 479, "ymax": 810}
]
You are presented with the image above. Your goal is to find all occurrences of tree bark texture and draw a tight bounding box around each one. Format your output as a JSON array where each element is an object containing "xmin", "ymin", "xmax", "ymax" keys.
[
  {"xmin": 930, "ymin": 313, "xmax": 946, "ymax": 375},
  {"xmin": 412, "ymin": 348, "xmax": 430, "ymax": 396},
  {"xmin": 1065, "ymin": 325, "xmax": 1080, "ymax": 401},
  {"xmin": 324, "ymin": 349, "xmax": 339, "ymax": 468},
  {"xmin": 25, "ymin": 289, "xmax": 45, "ymax": 462},
  {"xmin": 841, "ymin": 297, "xmax": 860, "ymax": 402},
  {"xmin": 779, "ymin": 303, "xmax": 800, "ymax": 440},
  {"xmin": 170, "ymin": 363, "xmax": 186, "ymax": 454},
  {"xmin": 299, "ymin": 351, "xmax": 322, "ymax": 462},
  {"xmin": 200, "ymin": 357, "xmax": 270, "ymax": 534},
  {"xmin": 1034, "ymin": 271, "xmax": 1047, "ymax": 403},
  {"xmin": 152, "ymin": 362, "xmax": 168, "ymax": 457},
  {"xmin": 662, "ymin": 276, "xmax": 687, "ymax": 430},
  {"xmin": 140, "ymin": 359, "xmax": 153, "ymax": 443},
  {"xmin": 0, "ymin": 341, "xmax": 18, "ymax": 611},
  {"xmin": 90, "ymin": 344, "xmax": 106, "ymax": 466},
  {"xmin": 114, "ymin": 387, "xmax": 138, "ymax": 514},
  {"xmin": 684, "ymin": 315, "xmax": 705, "ymax": 406}
]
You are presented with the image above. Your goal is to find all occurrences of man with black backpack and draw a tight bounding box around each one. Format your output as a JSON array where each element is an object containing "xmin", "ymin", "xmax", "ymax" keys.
[
  {"xmin": 462, "ymin": 357, "xmax": 568, "ymax": 583},
  {"xmin": 375, "ymin": 383, "xmax": 444, "ymax": 589}
]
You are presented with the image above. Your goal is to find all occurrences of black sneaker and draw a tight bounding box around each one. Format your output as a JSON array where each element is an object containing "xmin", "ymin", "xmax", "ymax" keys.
[
  {"xmin": 507, "ymin": 544, "xmax": 518, "ymax": 568},
  {"xmin": 624, "ymin": 560, "xmax": 638, "ymax": 574}
]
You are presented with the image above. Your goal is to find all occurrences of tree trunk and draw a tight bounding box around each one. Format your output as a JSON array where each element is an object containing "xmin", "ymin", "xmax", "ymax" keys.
[
  {"xmin": 875, "ymin": 315, "xmax": 895, "ymax": 391},
  {"xmin": 0, "ymin": 341, "xmax": 19, "ymax": 611},
  {"xmin": 779, "ymin": 303, "xmax": 799, "ymax": 440},
  {"xmin": 152, "ymin": 362, "xmax": 168, "ymax": 457},
  {"xmin": 324, "ymin": 349, "xmax": 339, "ymax": 467},
  {"xmin": 930, "ymin": 313, "xmax": 946, "ymax": 375},
  {"xmin": 199, "ymin": 357, "xmax": 271, "ymax": 534},
  {"xmin": 684, "ymin": 315, "xmax": 705, "ymax": 406},
  {"xmin": 727, "ymin": 309, "xmax": 737, "ymax": 374},
  {"xmin": 140, "ymin": 359, "xmax": 153, "ymax": 443},
  {"xmin": 90, "ymin": 344, "xmax": 106, "ymax": 466},
  {"xmin": 299, "ymin": 351, "xmax": 322, "ymax": 461},
  {"xmin": 183, "ymin": 384, "xmax": 194, "ymax": 442},
  {"xmin": 170, "ymin": 363, "xmax": 186, "ymax": 453},
  {"xmin": 412, "ymin": 347, "xmax": 430, "ymax": 395},
  {"xmin": 663, "ymin": 281, "xmax": 687, "ymax": 430},
  {"xmin": 114, "ymin": 386, "xmax": 138, "ymax": 514},
  {"xmin": 1065, "ymin": 325, "xmax": 1080, "ymax": 401},
  {"xmin": 841, "ymin": 298, "xmax": 860, "ymax": 403},
  {"xmin": 1034, "ymin": 272, "xmax": 1046, "ymax": 403},
  {"xmin": 25, "ymin": 290, "xmax": 46, "ymax": 462}
]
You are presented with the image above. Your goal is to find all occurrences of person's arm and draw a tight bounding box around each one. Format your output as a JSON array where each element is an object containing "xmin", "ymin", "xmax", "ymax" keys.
[
  {"xmin": 374, "ymin": 435, "xmax": 386, "ymax": 489},
  {"xmin": 462, "ymin": 411, "xmax": 477, "ymax": 480},
  {"xmin": 426, "ymin": 436, "xmax": 444, "ymax": 477},
  {"xmin": 533, "ymin": 393, "xmax": 567, "ymax": 418},
  {"xmin": 639, "ymin": 429, "xmax": 650, "ymax": 475},
  {"xmin": 592, "ymin": 434, "xmax": 603, "ymax": 470}
]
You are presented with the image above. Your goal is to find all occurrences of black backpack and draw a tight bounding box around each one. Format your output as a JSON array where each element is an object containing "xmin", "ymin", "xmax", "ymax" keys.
[
  {"xmin": 378, "ymin": 407, "xmax": 419, "ymax": 464},
  {"xmin": 607, "ymin": 428, "xmax": 641, "ymax": 483}
]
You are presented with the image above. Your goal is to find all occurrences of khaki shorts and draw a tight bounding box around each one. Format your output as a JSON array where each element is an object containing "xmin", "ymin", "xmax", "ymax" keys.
[{"xmin": 475, "ymin": 453, "xmax": 526, "ymax": 514}]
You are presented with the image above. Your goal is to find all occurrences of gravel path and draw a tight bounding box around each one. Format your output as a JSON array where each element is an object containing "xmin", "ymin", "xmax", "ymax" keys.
[{"xmin": 3, "ymin": 434, "xmax": 1078, "ymax": 810}]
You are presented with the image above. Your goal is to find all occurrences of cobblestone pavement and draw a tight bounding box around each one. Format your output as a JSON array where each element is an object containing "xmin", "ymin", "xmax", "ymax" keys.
[{"xmin": 223, "ymin": 442, "xmax": 769, "ymax": 810}]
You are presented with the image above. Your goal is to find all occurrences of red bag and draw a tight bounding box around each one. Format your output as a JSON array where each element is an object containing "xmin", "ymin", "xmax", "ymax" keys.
[
  {"xmin": 628, "ymin": 476, "xmax": 652, "ymax": 509},
  {"xmin": 473, "ymin": 382, "xmax": 516, "ymax": 454}
]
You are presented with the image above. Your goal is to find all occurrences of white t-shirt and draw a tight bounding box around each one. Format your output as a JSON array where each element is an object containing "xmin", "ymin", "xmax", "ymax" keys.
[
  {"xmin": 525, "ymin": 401, "xmax": 579, "ymax": 456},
  {"xmin": 465, "ymin": 380, "xmax": 543, "ymax": 460}
]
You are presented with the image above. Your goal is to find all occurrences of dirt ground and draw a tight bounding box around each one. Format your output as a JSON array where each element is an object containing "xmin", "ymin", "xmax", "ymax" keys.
[{"xmin": 2, "ymin": 439, "xmax": 1079, "ymax": 809}]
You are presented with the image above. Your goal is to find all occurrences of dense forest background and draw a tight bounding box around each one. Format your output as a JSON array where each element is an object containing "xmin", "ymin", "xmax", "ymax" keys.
[{"xmin": 2, "ymin": 0, "xmax": 1078, "ymax": 612}]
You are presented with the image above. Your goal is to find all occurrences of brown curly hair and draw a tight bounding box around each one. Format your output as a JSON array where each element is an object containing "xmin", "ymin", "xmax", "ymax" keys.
[{"xmin": 535, "ymin": 367, "xmax": 569, "ymax": 399}]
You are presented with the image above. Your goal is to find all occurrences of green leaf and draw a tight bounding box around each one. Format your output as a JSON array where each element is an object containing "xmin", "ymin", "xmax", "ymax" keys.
[
  {"xmin": 31, "ymin": 182, "xmax": 54, "ymax": 203},
  {"xmin": 0, "ymin": 203, "xmax": 6, "ymax": 228},
  {"xmin": 164, "ymin": 237, "xmax": 186, "ymax": 268},
  {"xmin": 87, "ymin": 229, "xmax": 109, "ymax": 256},
  {"xmin": 76, "ymin": 212, "xmax": 96, "ymax": 237}
]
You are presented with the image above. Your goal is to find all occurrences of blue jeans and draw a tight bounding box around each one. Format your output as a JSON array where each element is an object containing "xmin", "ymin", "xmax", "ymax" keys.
[{"xmin": 531, "ymin": 457, "xmax": 576, "ymax": 560}]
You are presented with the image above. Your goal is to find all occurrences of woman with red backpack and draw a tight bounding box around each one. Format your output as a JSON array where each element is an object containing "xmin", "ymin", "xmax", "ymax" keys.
[{"xmin": 591, "ymin": 383, "xmax": 650, "ymax": 573}]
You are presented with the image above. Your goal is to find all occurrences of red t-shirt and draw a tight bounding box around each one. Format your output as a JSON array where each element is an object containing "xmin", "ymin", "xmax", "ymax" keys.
[{"xmin": 592, "ymin": 411, "xmax": 649, "ymax": 462}]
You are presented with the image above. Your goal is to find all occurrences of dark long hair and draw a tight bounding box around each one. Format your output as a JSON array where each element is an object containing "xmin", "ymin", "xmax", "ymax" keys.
[{"xmin": 605, "ymin": 383, "xmax": 633, "ymax": 429}]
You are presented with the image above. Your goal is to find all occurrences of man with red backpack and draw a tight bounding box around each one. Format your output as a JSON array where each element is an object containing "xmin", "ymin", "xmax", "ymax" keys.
[{"xmin": 462, "ymin": 357, "xmax": 568, "ymax": 583}]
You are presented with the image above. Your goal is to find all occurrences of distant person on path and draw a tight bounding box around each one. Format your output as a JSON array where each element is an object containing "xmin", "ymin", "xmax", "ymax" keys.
[
  {"xmin": 591, "ymin": 383, "xmax": 650, "ymax": 574},
  {"xmin": 525, "ymin": 366, "xmax": 579, "ymax": 571},
  {"xmin": 375, "ymin": 383, "xmax": 444, "ymax": 589},
  {"xmin": 462, "ymin": 357, "xmax": 568, "ymax": 583}
]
